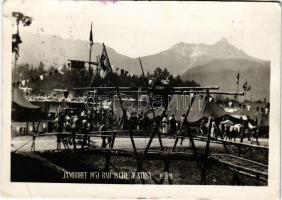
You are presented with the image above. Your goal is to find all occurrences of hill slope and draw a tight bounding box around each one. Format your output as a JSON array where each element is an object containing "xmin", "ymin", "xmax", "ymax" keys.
[
  {"xmin": 182, "ymin": 59, "xmax": 270, "ymax": 101},
  {"xmin": 16, "ymin": 32, "xmax": 270, "ymax": 100},
  {"xmin": 17, "ymin": 31, "xmax": 139, "ymax": 73}
]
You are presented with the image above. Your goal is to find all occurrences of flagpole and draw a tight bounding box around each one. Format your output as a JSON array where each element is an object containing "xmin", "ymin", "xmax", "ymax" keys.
[
  {"xmin": 138, "ymin": 57, "xmax": 167, "ymax": 153},
  {"xmin": 88, "ymin": 22, "xmax": 93, "ymax": 86},
  {"xmin": 88, "ymin": 44, "xmax": 92, "ymax": 72},
  {"xmin": 102, "ymin": 43, "xmax": 126, "ymax": 115},
  {"xmin": 235, "ymin": 72, "xmax": 240, "ymax": 102},
  {"xmin": 12, "ymin": 18, "xmax": 20, "ymax": 96},
  {"xmin": 237, "ymin": 72, "xmax": 239, "ymax": 100}
]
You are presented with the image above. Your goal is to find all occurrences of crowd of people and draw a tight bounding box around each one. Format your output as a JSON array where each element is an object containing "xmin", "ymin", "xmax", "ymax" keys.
[
  {"xmin": 199, "ymin": 115, "xmax": 262, "ymax": 144},
  {"xmin": 39, "ymin": 106, "xmax": 264, "ymax": 148}
]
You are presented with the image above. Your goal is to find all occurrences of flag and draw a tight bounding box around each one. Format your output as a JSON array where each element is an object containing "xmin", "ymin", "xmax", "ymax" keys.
[
  {"xmin": 12, "ymin": 33, "xmax": 22, "ymax": 60},
  {"xmin": 247, "ymin": 85, "xmax": 251, "ymax": 91},
  {"xmin": 236, "ymin": 73, "xmax": 240, "ymax": 85},
  {"xmin": 99, "ymin": 43, "xmax": 112, "ymax": 79},
  {"xmin": 69, "ymin": 60, "xmax": 85, "ymax": 69},
  {"xmin": 64, "ymin": 91, "xmax": 69, "ymax": 99},
  {"xmin": 12, "ymin": 12, "xmax": 32, "ymax": 26},
  {"xmin": 242, "ymin": 81, "xmax": 248, "ymax": 91},
  {"xmin": 89, "ymin": 22, "xmax": 94, "ymax": 46}
]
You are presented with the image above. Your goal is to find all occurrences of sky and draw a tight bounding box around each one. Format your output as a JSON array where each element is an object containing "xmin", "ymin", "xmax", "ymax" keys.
[{"xmin": 4, "ymin": 0, "xmax": 281, "ymax": 59}]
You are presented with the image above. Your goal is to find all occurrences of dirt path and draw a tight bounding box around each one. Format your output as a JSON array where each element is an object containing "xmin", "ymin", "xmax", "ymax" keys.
[{"xmin": 11, "ymin": 135, "xmax": 269, "ymax": 152}]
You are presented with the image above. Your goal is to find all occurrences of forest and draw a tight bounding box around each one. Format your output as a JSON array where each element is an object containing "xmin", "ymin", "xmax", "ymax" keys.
[{"xmin": 13, "ymin": 62, "xmax": 200, "ymax": 95}]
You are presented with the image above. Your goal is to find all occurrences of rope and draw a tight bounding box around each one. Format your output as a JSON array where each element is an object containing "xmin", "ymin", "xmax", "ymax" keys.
[{"xmin": 13, "ymin": 137, "xmax": 34, "ymax": 153}]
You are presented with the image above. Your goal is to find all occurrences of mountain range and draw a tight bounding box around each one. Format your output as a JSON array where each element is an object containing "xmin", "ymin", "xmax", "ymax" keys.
[{"xmin": 16, "ymin": 31, "xmax": 270, "ymax": 101}]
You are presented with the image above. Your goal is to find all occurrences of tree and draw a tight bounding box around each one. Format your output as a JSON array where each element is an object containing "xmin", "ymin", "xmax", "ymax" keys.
[
  {"xmin": 152, "ymin": 67, "xmax": 170, "ymax": 80},
  {"xmin": 37, "ymin": 61, "xmax": 45, "ymax": 75}
]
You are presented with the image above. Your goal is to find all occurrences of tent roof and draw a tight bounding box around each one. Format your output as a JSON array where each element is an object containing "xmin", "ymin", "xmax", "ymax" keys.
[
  {"xmin": 165, "ymin": 95, "xmax": 227, "ymax": 122},
  {"xmin": 13, "ymin": 87, "xmax": 40, "ymax": 109},
  {"xmin": 112, "ymin": 94, "xmax": 241, "ymax": 123}
]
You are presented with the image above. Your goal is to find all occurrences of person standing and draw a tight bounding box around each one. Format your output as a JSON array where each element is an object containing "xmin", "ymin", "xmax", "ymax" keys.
[
  {"xmin": 81, "ymin": 117, "xmax": 89, "ymax": 150},
  {"xmin": 71, "ymin": 115, "xmax": 80, "ymax": 151},
  {"xmin": 161, "ymin": 114, "xmax": 169, "ymax": 135},
  {"xmin": 169, "ymin": 114, "xmax": 177, "ymax": 136},
  {"xmin": 142, "ymin": 112, "xmax": 150, "ymax": 135},
  {"xmin": 248, "ymin": 116, "xmax": 259, "ymax": 145},
  {"xmin": 100, "ymin": 122, "xmax": 108, "ymax": 148}
]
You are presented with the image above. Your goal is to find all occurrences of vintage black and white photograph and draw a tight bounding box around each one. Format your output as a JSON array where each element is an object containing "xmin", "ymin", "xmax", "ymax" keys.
[{"xmin": 1, "ymin": 0, "xmax": 281, "ymax": 198}]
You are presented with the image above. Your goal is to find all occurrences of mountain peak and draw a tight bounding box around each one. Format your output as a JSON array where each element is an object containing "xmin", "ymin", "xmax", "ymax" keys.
[
  {"xmin": 171, "ymin": 42, "xmax": 188, "ymax": 49},
  {"xmin": 214, "ymin": 38, "xmax": 231, "ymax": 46}
]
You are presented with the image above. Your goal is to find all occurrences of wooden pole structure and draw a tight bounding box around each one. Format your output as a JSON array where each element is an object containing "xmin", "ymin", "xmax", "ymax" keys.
[
  {"xmin": 235, "ymin": 71, "xmax": 240, "ymax": 101},
  {"xmin": 138, "ymin": 58, "xmax": 164, "ymax": 150},
  {"xmin": 172, "ymin": 94, "xmax": 196, "ymax": 153},
  {"xmin": 201, "ymin": 95, "xmax": 212, "ymax": 185},
  {"xmin": 102, "ymin": 43, "xmax": 142, "ymax": 173},
  {"xmin": 88, "ymin": 22, "xmax": 93, "ymax": 74}
]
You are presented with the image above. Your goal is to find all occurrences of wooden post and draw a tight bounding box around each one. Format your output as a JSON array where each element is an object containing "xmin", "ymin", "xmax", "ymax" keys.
[
  {"xmin": 188, "ymin": 128, "xmax": 197, "ymax": 155},
  {"xmin": 31, "ymin": 135, "xmax": 36, "ymax": 151},
  {"xmin": 138, "ymin": 58, "xmax": 164, "ymax": 151},
  {"xmin": 72, "ymin": 131, "xmax": 76, "ymax": 152},
  {"xmin": 231, "ymin": 172, "xmax": 244, "ymax": 185},
  {"xmin": 217, "ymin": 124, "xmax": 229, "ymax": 154},
  {"xmin": 172, "ymin": 95, "xmax": 195, "ymax": 152},
  {"xmin": 110, "ymin": 131, "xmax": 116, "ymax": 148},
  {"xmin": 201, "ymin": 97, "xmax": 213, "ymax": 185},
  {"xmin": 26, "ymin": 121, "xmax": 29, "ymax": 134},
  {"xmin": 159, "ymin": 158, "xmax": 172, "ymax": 184},
  {"xmin": 36, "ymin": 121, "xmax": 41, "ymax": 133},
  {"xmin": 204, "ymin": 117, "xmax": 213, "ymax": 156},
  {"xmin": 104, "ymin": 154, "xmax": 110, "ymax": 171},
  {"xmin": 32, "ymin": 121, "xmax": 35, "ymax": 133},
  {"xmin": 172, "ymin": 137, "xmax": 180, "ymax": 152},
  {"xmin": 57, "ymin": 134, "xmax": 61, "ymax": 150},
  {"xmin": 240, "ymin": 120, "xmax": 246, "ymax": 143}
]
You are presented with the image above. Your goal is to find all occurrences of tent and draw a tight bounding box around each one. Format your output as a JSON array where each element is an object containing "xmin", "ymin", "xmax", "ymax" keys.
[
  {"xmin": 157, "ymin": 94, "xmax": 227, "ymax": 123},
  {"xmin": 12, "ymin": 87, "xmax": 41, "ymax": 121},
  {"xmin": 13, "ymin": 87, "xmax": 39, "ymax": 109},
  {"xmin": 112, "ymin": 94, "xmax": 237, "ymax": 124}
]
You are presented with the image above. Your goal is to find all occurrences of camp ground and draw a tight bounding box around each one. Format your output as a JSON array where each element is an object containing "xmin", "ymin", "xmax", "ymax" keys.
[{"xmin": 10, "ymin": 6, "xmax": 270, "ymax": 186}]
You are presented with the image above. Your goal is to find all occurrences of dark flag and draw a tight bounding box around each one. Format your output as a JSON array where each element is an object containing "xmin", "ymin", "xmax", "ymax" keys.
[
  {"xmin": 242, "ymin": 81, "xmax": 248, "ymax": 91},
  {"xmin": 236, "ymin": 73, "xmax": 240, "ymax": 85},
  {"xmin": 99, "ymin": 43, "xmax": 112, "ymax": 79},
  {"xmin": 12, "ymin": 12, "xmax": 32, "ymax": 26},
  {"xmin": 12, "ymin": 33, "xmax": 22, "ymax": 60},
  {"xmin": 68, "ymin": 60, "xmax": 85, "ymax": 69},
  {"xmin": 89, "ymin": 22, "xmax": 93, "ymax": 46},
  {"xmin": 64, "ymin": 91, "xmax": 69, "ymax": 99}
]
